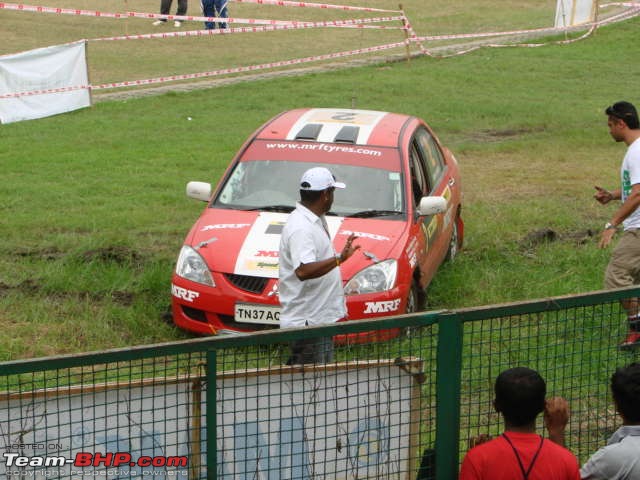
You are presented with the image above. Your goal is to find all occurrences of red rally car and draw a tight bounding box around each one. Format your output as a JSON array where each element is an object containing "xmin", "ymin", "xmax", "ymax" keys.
[{"xmin": 171, "ymin": 108, "xmax": 463, "ymax": 340}]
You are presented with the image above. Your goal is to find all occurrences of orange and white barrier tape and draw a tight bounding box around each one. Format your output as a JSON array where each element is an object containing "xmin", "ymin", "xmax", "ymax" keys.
[
  {"xmin": 416, "ymin": 10, "xmax": 636, "ymax": 43},
  {"xmin": 600, "ymin": 2, "xmax": 640, "ymax": 6},
  {"xmin": 232, "ymin": 0, "xmax": 399, "ymax": 13},
  {"xmin": 126, "ymin": 11, "xmax": 403, "ymax": 27},
  {"xmin": 0, "ymin": 84, "xmax": 89, "ymax": 99},
  {"xmin": 0, "ymin": 4, "xmax": 404, "ymax": 28},
  {"xmin": 0, "ymin": 2, "xmax": 399, "ymax": 23},
  {"xmin": 92, "ymin": 22, "xmax": 401, "ymax": 43},
  {"xmin": 90, "ymin": 40, "xmax": 407, "ymax": 91},
  {"xmin": 399, "ymin": 12, "xmax": 426, "ymax": 55},
  {"xmin": 0, "ymin": 2, "xmax": 128, "ymax": 18}
]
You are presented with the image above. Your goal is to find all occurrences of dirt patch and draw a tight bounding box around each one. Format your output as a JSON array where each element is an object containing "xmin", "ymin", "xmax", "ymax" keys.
[
  {"xmin": 80, "ymin": 246, "xmax": 143, "ymax": 265},
  {"xmin": 51, "ymin": 289, "xmax": 137, "ymax": 306},
  {"xmin": 0, "ymin": 279, "xmax": 42, "ymax": 296},
  {"xmin": 0, "ymin": 280, "xmax": 135, "ymax": 306},
  {"xmin": 111, "ymin": 290, "xmax": 136, "ymax": 306},
  {"xmin": 15, "ymin": 247, "xmax": 65, "ymax": 261},
  {"xmin": 469, "ymin": 126, "xmax": 546, "ymax": 143},
  {"xmin": 522, "ymin": 228, "xmax": 557, "ymax": 247},
  {"xmin": 521, "ymin": 228, "xmax": 596, "ymax": 249}
]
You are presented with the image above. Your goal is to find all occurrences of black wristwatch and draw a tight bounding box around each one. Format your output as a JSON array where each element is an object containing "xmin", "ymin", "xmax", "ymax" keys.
[{"xmin": 604, "ymin": 222, "xmax": 618, "ymax": 230}]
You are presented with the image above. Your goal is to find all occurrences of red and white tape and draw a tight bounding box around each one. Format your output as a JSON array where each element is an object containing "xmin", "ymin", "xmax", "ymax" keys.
[
  {"xmin": 0, "ymin": 84, "xmax": 89, "ymax": 99},
  {"xmin": 0, "ymin": 0, "xmax": 400, "ymax": 16},
  {"xmin": 412, "ymin": 3, "xmax": 640, "ymax": 47},
  {"xmin": 125, "ymin": 11, "xmax": 403, "ymax": 27},
  {"xmin": 232, "ymin": 0, "xmax": 399, "ymax": 13},
  {"xmin": 0, "ymin": 2, "xmax": 398, "ymax": 22},
  {"xmin": 90, "ymin": 40, "xmax": 407, "ymax": 91},
  {"xmin": 92, "ymin": 22, "xmax": 401, "ymax": 43},
  {"xmin": 0, "ymin": 4, "xmax": 404, "ymax": 28},
  {"xmin": 0, "ymin": 2, "xmax": 128, "ymax": 18}
]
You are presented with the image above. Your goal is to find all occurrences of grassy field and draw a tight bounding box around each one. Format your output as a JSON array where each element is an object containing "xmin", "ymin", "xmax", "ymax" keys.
[{"xmin": 1, "ymin": 5, "xmax": 640, "ymax": 360}]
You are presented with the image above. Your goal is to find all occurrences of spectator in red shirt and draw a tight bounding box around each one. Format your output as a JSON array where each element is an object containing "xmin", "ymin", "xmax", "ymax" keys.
[{"xmin": 459, "ymin": 367, "xmax": 580, "ymax": 480}]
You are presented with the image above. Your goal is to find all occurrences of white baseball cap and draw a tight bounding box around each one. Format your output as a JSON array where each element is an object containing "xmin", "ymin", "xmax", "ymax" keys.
[{"xmin": 300, "ymin": 167, "xmax": 346, "ymax": 191}]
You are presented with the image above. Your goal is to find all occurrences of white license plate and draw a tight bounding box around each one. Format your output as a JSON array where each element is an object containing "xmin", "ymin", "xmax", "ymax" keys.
[{"xmin": 235, "ymin": 303, "xmax": 281, "ymax": 325}]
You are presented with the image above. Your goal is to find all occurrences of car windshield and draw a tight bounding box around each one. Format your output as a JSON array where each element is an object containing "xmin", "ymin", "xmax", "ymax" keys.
[{"xmin": 214, "ymin": 160, "xmax": 404, "ymax": 217}]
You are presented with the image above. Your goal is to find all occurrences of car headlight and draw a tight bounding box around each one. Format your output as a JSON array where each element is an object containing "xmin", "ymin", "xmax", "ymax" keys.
[
  {"xmin": 175, "ymin": 246, "xmax": 215, "ymax": 287},
  {"xmin": 344, "ymin": 259, "xmax": 397, "ymax": 295}
]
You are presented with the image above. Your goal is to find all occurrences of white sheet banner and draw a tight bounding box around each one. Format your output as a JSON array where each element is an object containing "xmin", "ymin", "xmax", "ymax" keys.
[
  {"xmin": 0, "ymin": 41, "xmax": 91, "ymax": 124},
  {"xmin": 555, "ymin": 0, "xmax": 597, "ymax": 27}
]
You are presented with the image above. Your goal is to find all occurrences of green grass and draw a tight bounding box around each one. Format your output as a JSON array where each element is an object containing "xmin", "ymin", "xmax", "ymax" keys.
[{"xmin": 1, "ymin": 9, "xmax": 639, "ymax": 360}]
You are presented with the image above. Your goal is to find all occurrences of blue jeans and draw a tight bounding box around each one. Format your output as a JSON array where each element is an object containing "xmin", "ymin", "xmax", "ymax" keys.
[
  {"xmin": 201, "ymin": 0, "xmax": 228, "ymax": 29},
  {"xmin": 286, "ymin": 336, "xmax": 334, "ymax": 365}
]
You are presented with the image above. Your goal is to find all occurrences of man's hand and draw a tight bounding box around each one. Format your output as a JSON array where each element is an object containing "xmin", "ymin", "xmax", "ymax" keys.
[
  {"xmin": 544, "ymin": 396, "xmax": 569, "ymax": 446},
  {"xmin": 594, "ymin": 186, "xmax": 614, "ymax": 205},
  {"xmin": 340, "ymin": 233, "xmax": 360, "ymax": 262},
  {"xmin": 599, "ymin": 227, "xmax": 616, "ymax": 249}
]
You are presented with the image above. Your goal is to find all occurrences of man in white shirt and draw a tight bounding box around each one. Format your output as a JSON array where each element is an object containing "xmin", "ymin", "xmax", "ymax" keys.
[
  {"xmin": 279, "ymin": 167, "xmax": 359, "ymax": 364},
  {"xmin": 580, "ymin": 362, "xmax": 640, "ymax": 479},
  {"xmin": 595, "ymin": 101, "xmax": 640, "ymax": 349}
]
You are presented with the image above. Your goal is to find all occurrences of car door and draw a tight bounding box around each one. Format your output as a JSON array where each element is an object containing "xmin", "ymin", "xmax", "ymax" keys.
[{"xmin": 409, "ymin": 127, "xmax": 448, "ymax": 287}]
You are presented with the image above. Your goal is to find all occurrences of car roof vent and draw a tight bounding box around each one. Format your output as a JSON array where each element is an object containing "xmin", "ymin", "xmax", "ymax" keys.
[
  {"xmin": 294, "ymin": 123, "xmax": 323, "ymax": 141},
  {"xmin": 334, "ymin": 126, "xmax": 359, "ymax": 144}
]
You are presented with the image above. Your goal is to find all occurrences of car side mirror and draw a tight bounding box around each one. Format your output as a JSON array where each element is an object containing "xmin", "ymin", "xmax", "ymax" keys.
[
  {"xmin": 416, "ymin": 196, "xmax": 447, "ymax": 216},
  {"xmin": 186, "ymin": 181, "xmax": 212, "ymax": 202}
]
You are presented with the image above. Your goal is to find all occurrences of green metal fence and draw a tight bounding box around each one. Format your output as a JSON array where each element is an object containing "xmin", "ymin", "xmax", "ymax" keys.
[{"xmin": 1, "ymin": 286, "xmax": 640, "ymax": 480}]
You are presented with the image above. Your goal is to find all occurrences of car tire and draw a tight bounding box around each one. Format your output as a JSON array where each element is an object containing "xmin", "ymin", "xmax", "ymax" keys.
[
  {"xmin": 446, "ymin": 218, "xmax": 459, "ymax": 262},
  {"xmin": 404, "ymin": 281, "xmax": 425, "ymax": 338}
]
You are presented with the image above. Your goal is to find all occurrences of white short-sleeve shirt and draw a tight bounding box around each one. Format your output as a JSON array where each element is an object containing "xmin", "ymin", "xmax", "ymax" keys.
[
  {"xmin": 278, "ymin": 203, "xmax": 346, "ymax": 328},
  {"xmin": 621, "ymin": 138, "xmax": 640, "ymax": 230}
]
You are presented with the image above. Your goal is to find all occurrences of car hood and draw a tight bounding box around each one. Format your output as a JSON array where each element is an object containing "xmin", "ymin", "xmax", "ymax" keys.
[{"xmin": 186, "ymin": 209, "xmax": 407, "ymax": 278}]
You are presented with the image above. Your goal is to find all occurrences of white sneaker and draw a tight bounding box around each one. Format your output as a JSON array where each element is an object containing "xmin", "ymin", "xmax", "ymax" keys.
[
  {"xmin": 152, "ymin": 19, "xmax": 166, "ymax": 26},
  {"xmin": 174, "ymin": 20, "xmax": 182, "ymax": 27}
]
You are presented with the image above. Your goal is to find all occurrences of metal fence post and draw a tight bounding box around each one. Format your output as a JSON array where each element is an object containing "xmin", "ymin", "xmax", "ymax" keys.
[
  {"xmin": 207, "ymin": 350, "xmax": 217, "ymax": 480},
  {"xmin": 435, "ymin": 313, "xmax": 463, "ymax": 480}
]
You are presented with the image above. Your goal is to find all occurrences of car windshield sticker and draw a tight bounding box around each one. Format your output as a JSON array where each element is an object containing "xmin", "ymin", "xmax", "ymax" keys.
[{"xmin": 234, "ymin": 212, "xmax": 343, "ymax": 278}]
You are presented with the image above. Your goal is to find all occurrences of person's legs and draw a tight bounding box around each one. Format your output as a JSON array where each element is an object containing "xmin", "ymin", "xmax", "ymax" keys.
[
  {"xmin": 172, "ymin": 0, "xmax": 187, "ymax": 26},
  {"xmin": 317, "ymin": 335, "xmax": 334, "ymax": 363},
  {"xmin": 213, "ymin": 0, "xmax": 228, "ymax": 28},
  {"xmin": 176, "ymin": 0, "xmax": 188, "ymax": 15},
  {"xmin": 153, "ymin": 0, "xmax": 172, "ymax": 24},
  {"xmin": 287, "ymin": 336, "xmax": 333, "ymax": 364},
  {"xmin": 160, "ymin": 0, "xmax": 172, "ymax": 15},
  {"xmin": 201, "ymin": 0, "xmax": 216, "ymax": 29},
  {"xmin": 605, "ymin": 230, "xmax": 640, "ymax": 347},
  {"xmin": 287, "ymin": 337, "xmax": 317, "ymax": 365}
]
